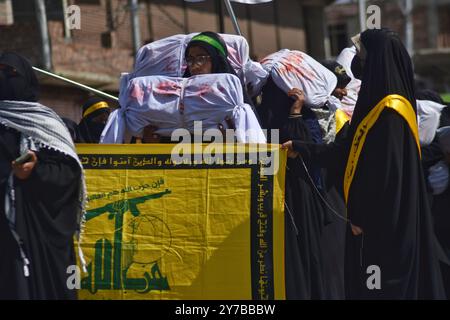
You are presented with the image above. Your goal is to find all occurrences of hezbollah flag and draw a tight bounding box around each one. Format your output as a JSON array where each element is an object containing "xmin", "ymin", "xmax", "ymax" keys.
[{"xmin": 76, "ymin": 144, "xmax": 286, "ymax": 299}]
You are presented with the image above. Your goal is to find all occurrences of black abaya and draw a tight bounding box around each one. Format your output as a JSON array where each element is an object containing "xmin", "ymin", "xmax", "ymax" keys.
[
  {"xmin": 0, "ymin": 125, "xmax": 81, "ymax": 300},
  {"xmin": 292, "ymin": 29, "xmax": 446, "ymax": 299},
  {"xmin": 259, "ymin": 77, "xmax": 336, "ymax": 299}
]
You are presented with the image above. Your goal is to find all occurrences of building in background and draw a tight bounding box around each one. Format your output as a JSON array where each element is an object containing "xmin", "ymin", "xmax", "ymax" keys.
[
  {"xmin": 0, "ymin": 0, "xmax": 333, "ymax": 121},
  {"xmin": 326, "ymin": 0, "xmax": 450, "ymax": 96}
]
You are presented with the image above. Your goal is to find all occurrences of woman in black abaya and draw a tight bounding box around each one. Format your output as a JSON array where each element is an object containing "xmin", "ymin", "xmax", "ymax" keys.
[
  {"xmin": 0, "ymin": 52, "xmax": 83, "ymax": 299},
  {"xmin": 259, "ymin": 77, "xmax": 330, "ymax": 299},
  {"xmin": 283, "ymin": 29, "xmax": 446, "ymax": 299}
]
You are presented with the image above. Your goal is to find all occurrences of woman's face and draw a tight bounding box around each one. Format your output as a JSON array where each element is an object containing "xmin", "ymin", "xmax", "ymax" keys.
[{"xmin": 186, "ymin": 46, "xmax": 212, "ymax": 76}]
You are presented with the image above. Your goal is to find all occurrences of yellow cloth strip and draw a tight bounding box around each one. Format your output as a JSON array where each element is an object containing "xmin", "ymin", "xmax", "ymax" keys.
[
  {"xmin": 335, "ymin": 109, "xmax": 350, "ymax": 135},
  {"xmin": 343, "ymin": 94, "xmax": 420, "ymax": 205},
  {"xmin": 83, "ymin": 101, "xmax": 109, "ymax": 119}
]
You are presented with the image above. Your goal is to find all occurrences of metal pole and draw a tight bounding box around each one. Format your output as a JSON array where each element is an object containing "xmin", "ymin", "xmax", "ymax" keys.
[
  {"xmin": 61, "ymin": 0, "xmax": 71, "ymax": 40},
  {"xmin": 129, "ymin": 0, "xmax": 141, "ymax": 56},
  {"xmin": 272, "ymin": 0, "xmax": 281, "ymax": 50},
  {"xmin": 34, "ymin": 0, "xmax": 52, "ymax": 70},
  {"xmin": 33, "ymin": 67, "xmax": 119, "ymax": 101},
  {"xmin": 405, "ymin": 0, "xmax": 414, "ymax": 55},
  {"xmin": 358, "ymin": 0, "xmax": 366, "ymax": 32},
  {"xmin": 216, "ymin": 0, "xmax": 225, "ymax": 33},
  {"xmin": 223, "ymin": 0, "xmax": 242, "ymax": 36},
  {"xmin": 245, "ymin": 5, "xmax": 254, "ymax": 55}
]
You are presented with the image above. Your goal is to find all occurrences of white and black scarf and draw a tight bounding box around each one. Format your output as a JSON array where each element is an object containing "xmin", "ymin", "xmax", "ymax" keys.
[{"xmin": 0, "ymin": 100, "xmax": 87, "ymax": 275}]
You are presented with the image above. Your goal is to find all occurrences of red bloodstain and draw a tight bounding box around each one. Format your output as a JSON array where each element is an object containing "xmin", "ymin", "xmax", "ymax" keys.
[
  {"xmin": 277, "ymin": 52, "xmax": 315, "ymax": 81},
  {"xmin": 130, "ymin": 83, "xmax": 145, "ymax": 103},
  {"xmin": 261, "ymin": 51, "xmax": 315, "ymax": 81},
  {"xmin": 155, "ymin": 81, "xmax": 181, "ymax": 95},
  {"xmin": 196, "ymin": 83, "xmax": 211, "ymax": 98}
]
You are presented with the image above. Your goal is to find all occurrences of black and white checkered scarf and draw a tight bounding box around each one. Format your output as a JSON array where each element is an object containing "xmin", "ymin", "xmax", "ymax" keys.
[{"xmin": 0, "ymin": 100, "xmax": 87, "ymax": 274}]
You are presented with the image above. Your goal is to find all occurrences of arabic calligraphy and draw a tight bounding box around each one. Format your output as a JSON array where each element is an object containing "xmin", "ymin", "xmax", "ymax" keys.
[
  {"xmin": 80, "ymin": 156, "xmax": 171, "ymax": 168},
  {"xmin": 87, "ymin": 178, "xmax": 165, "ymax": 202}
]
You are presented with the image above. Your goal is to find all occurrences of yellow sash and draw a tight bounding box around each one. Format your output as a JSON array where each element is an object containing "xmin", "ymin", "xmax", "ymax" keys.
[
  {"xmin": 335, "ymin": 109, "xmax": 350, "ymax": 135},
  {"xmin": 343, "ymin": 94, "xmax": 420, "ymax": 205}
]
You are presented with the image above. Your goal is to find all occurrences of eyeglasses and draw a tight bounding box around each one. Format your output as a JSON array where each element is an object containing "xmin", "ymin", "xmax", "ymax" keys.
[{"xmin": 186, "ymin": 55, "xmax": 211, "ymax": 67}]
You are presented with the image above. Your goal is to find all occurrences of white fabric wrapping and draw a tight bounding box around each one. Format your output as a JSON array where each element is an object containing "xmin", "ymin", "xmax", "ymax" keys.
[
  {"xmin": 101, "ymin": 73, "xmax": 266, "ymax": 144},
  {"xmin": 428, "ymin": 160, "xmax": 449, "ymax": 195},
  {"xmin": 133, "ymin": 34, "xmax": 189, "ymax": 78},
  {"xmin": 130, "ymin": 33, "xmax": 268, "ymax": 92},
  {"xmin": 335, "ymin": 46, "xmax": 361, "ymax": 117},
  {"xmin": 260, "ymin": 49, "xmax": 338, "ymax": 108},
  {"xmin": 416, "ymin": 99, "xmax": 446, "ymax": 146}
]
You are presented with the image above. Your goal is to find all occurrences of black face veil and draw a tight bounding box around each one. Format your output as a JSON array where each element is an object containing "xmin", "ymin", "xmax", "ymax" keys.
[
  {"xmin": 350, "ymin": 28, "xmax": 416, "ymax": 128},
  {"xmin": 0, "ymin": 52, "xmax": 39, "ymax": 102}
]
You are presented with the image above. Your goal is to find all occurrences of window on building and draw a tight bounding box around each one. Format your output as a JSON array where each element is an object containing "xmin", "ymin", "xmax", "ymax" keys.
[
  {"xmin": 328, "ymin": 23, "xmax": 348, "ymax": 57},
  {"xmin": 0, "ymin": 0, "xmax": 14, "ymax": 26},
  {"xmin": 438, "ymin": 4, "xmax": 450, "ymax": 48}
]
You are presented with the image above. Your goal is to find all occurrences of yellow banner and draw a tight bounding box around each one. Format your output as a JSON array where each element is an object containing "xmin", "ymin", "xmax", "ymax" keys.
[{"xmin": 76, "ymin": 144, "xmax": 286, "ymax": 300}]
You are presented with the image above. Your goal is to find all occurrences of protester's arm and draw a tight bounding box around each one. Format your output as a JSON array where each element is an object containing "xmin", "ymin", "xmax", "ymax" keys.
[
  {"xmin": 17, "ymin": 149, "xmax": 81, "ymax": 216},
  {"xmin": 282, "ymin": 139, "xmax": 345, "ymax": 169}
]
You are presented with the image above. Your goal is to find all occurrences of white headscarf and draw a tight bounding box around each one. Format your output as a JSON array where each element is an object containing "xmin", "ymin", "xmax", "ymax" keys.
[
  {"xmin": 335, "ymin": 46, "xmax": 361, "ymax": 117},
  {"xmin": 416, "ymin": 100, "xmax": 446, "ymax": 146}
]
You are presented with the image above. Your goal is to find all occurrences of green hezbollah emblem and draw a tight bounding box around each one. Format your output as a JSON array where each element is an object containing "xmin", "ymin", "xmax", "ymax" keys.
[{"xmin": 81, "ymin": 189, "xmax": 172, "ymax": 294}]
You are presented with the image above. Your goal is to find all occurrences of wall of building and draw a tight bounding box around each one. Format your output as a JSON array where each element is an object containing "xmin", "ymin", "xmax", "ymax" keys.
[{"xmin": 0, "ymin": 0, "xmax": 330, "ymax": 122}]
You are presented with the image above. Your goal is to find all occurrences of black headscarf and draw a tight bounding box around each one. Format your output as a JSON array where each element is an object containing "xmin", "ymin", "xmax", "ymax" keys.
[
  {"xmin": 0, "ymin": 52, "xmax": 39, "ymax": 102},
  {"xmin": 416, "ymin": 89, "xmax": 445, "ymax": 105},
  {"xmin": 62, "ymin": 117, "xmax": 80, "ymax": 143},
  {"xmin": 183, "ymin": 31, "xmax": 236, "ymax": 77},
  {"xmin": 321, "ymin": 60, "xmax": 351, "ymax": 89},
  {"xmin": 78, "ymin": 96, "xmax": 110, "ymax": 143},
  {"xmin": 350, "ymin": 28, "xmax": 416, "ymax": 128}
]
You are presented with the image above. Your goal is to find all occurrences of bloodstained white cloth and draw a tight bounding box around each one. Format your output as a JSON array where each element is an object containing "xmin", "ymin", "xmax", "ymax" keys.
[
  {"xmin": 101, "ymin": 73, "xmax": 266, "ymax": 143},
  {"xmin": 131, "ymin": 33, "xmax": 268, "ymax": 94},
  {"xmin": 259, "ymin": 49, "xmax": 338, "ymax": 108}
]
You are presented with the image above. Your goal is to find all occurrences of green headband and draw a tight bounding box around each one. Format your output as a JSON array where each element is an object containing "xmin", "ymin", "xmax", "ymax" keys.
[{"xmin": 190, "ymin": 34, "xmax": 227, "ymax": 57}]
